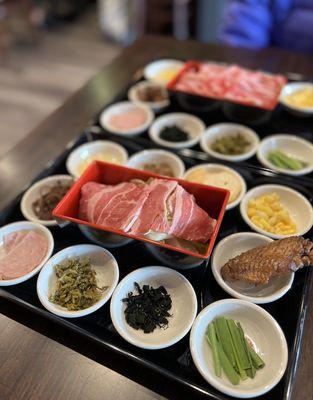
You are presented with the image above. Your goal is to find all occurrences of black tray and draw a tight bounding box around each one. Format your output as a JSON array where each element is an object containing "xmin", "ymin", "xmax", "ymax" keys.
[{"xmin": 1, "ymin": 81, "xmax": 312, "ymax": 400}]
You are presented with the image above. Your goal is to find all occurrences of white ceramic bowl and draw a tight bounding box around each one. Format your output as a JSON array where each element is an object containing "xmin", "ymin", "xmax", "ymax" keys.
[
  {"xmin": 143, "ymin": 59, "xmax": 184, "ymax": 84},
  {"xmin": 110, "ymin": 266, "xmax": 197, "ymax": 349},
  {"xmin": 211, "ymin": 232, "xmax": 294, "ymax": 303},
  {"xmin": 37, "ymin": 244, "xmax": 119, "ymax": 318},
  {"xmin": 20, "ymin": 175, "xmax": 74, "ymax": 226},
  {"xmin": 66, "ymin": 140, "xmax": 128, "ymax": 179},
  {"xmin": 0, "ymin": 221, "xmax": 54, "ymax": 286},
  {"xmin": 127, "ymin": 149, "xmax": 185, "ymax": 178},
  {"xmin": 200, "ymin": 123, "xmax": 260, "ymax": 162},
  {"xmin": 183, "ymin": 163, "xmax": 246, "ymax": 210},
  {"xmin": 128, "ymin": 81, "xmax": 170, "ymax": 112},
  {"xmin": 149, "ymin": 112, "xmax": 205, "ymax": 149},
  {"xmin": 190, "ymin": 299, "xmax": 288, "ymax": 398},
  {"xmin": 280, "ymin": 82, "xmax": 313, "ymax": 117},
  {"xmin": 99, "ymin": 101, "xmax": 154, "ymax": 137},
  {"xmin": 240, "ymin": 184, "xmax": 313, "ymax": 239},
  {"xmin": 257, "ymin": 134, "xmax": 313, "ymax": 176}
]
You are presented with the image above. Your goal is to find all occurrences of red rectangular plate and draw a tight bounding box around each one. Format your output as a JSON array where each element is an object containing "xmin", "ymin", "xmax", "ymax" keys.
[{"xmin": 53, "ymin": 161, "xmax": 229, "ymax": 260}]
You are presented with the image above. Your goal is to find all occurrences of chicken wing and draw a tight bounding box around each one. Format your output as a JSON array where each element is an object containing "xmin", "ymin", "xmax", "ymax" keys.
[{"xmin": 221, "ymin": 236, "xmax": 313, "ymax": 285}]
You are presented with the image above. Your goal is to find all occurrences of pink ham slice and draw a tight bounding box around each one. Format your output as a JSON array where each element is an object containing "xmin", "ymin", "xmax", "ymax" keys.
[
  {"xmin": 79, "ymin": 178, "xmax": 216, "ymax": 243},
  {"xmin": 0, "ymin": 230, "xmax": 48, "ymax": 280}
]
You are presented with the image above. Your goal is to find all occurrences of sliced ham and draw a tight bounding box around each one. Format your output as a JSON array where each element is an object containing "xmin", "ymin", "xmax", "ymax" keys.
[
  {"xmin": 0, "ymin": 230, "xmax": 48, "ymax": 280},
  {"xmin": 79, "ymin": 178, "xmax": 216, "ymax": 244}
]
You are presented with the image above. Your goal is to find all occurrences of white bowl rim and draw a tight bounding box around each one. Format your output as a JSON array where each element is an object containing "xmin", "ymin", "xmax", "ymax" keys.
[
  {"xmin": 144, "ymin": 59, "xmax": 184, "ymax": 80},
  {"xmin": 110, "ymin": 265, "xmax": 198, "ymax": 349},
  {"xmin": 256, "ymin": 134, "xmax": 313, "ymax": 176},
  {"xmin": 20, "ymin": 175, "xmax": 74, "ymax": 226},
  {"xmin": 66, "ymin": 139, "xmax": 129, "ymax": 179},
  {"xmin": 279, "ymin": 82, "xmax": 313, "ymax": 113},
  {"xmin": 240, "ymin": 184, "xmax": 313, "ymax": 239},
  {"xmin": 190, "ymin": 298, "xmax": 288, "ymax": 398},
  {"xmin": 127, "ymin": 81, "xmax": 170, "ymax": 109},
  {"xmin": 149, "ymin": 112, "xmax": 205, "ymax": 149},
  {"xmin": 127, "ymin": 148, "xmax": 186, "ymax": 178},
  {"xmin": 37, "ymin": 244, "xmax": 119, "ymax": 318},
  {"xmin": 183, "ymin": 163, "xmax": 247, "ymax": 210},
  {"xmin": 99, "ymin": 101, "xmax": 154, "ymax": 135},
  {"xmin": 200, "ymin": 123, "xmax": 260, "ymax": 162},
  {"xmin": 0, "ymin": 221, "xmax": 54, "ymax": 286},
  {"xmin": 211, "ymin": 232, "xmax": 295, "ymax": 303}
]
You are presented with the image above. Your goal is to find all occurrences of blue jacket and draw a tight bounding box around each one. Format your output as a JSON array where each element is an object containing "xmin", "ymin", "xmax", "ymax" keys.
[{"xmin": 219, "ymin": 0, "xmax": 313, "ymax": 53}]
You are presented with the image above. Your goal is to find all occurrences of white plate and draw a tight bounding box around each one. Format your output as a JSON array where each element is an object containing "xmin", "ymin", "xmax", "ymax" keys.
[
  {"xmin": 99, "ymin": 101, "xmax": 154, "ymax": 137},
  {"xmin": 149, "ymin": 112, "xmax": 205, "ymax": 149},
  {"xmin": 127, "ymin": 149, "xmax": 185, "ymax": 178},
  {"xmin": 110, "ymin": 266, "xmax": 197, "ymax": 349},
  {"xmin": 257, "ymin": 134, "xmax": 313, "ymax": 176},
  {"xmin": 190, "ymin": 299, "xmax": 288, "ymax": 398},
  {"xmin": 211, "ymin": 232, "xmax": 294, "ymax": 303},
  {"xmin": 143, "ymin": 59, "xmax": 184, "ymax": 84},
  {"xmin": 200, "ymin": 123, "xmax": 260, "ymax": 162},
  {"xmin": 183, "ymin": 163, "xmax": 246, "ymax": 210},
  {"xmin": 240, "ymin": 184, "xmax": 313, "ymax": 239},
  {"xmin": 37, "ymin": 244, "xmax": 119, "ymax": 318},
  {"xmin": 0, "ymin": 221, "xmax": 54, "ymax": 286},
  {"xmin": 66, "ymin": 140, "xmax": 128, "ymax": 179},
  {"xmin": 20, "ymin": 175, "xmax": 74, "ymax": 226},
  {"xmin": 128, "ymin": 81, "xmax": 170, "ymax": 112},
  {"xmin": 280, "ymin": 82, "xmax": 313, "ymax": 117}
]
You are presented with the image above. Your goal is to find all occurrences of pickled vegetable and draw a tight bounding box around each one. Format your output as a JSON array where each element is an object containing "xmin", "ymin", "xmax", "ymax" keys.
[{"xmin": 211, "ymin": 133, "xmax": 251, "ymax": 155}]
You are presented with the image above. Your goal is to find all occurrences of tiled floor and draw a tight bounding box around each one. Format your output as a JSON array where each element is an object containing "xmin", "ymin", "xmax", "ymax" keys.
[{"xmin": 0, "ymin": 6, "xmax": 121, "ymax": 159}]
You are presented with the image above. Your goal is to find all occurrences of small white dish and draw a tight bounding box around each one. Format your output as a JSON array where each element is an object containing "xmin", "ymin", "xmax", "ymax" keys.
[
  {"xmin": 240, "ymin": 184, "xmax": 313, "ymax": 239},
  {"xmin": 144, "ymin": 59, "xmax": 184, "ymax": 84},
  {"xmin": 66, "ymin": 140, "xmax": 128, "ymax": 179},
  {"xmin": 37, "ymin": 244, "xmax": 119, "ymax": 318},
  {"xmin": 127, "ymin": 149, "xmax": 185, "ymax": 178},
  {"xmin": 211, "ymin": 232, "xmax": 294, "ymax": 303},
  {"xmin": 280, "ymin": 82, "xmax": 313, "ymax": 117},
  {"xmin": 183, "ymin": 163, "xmax": 246, "ymax": 210},
  {"xmin": 190, "ymin": 299, "xmax": 288, "ymax": 398},
  {"xmin": 0, "ymin": 221, "xmax": 54, "ymax": 286},
  {"xmin": 78, "ymin": 224, "xmax": 133, "ymax": 249},
  {"xmin": 99, "ymin": 101, "xmax": 154, "ymax": 137},
  {"xmin": 128, "ymin": 81, "xmax": 170, "ymax": 112},
  {"xmin": 110, "ymin": 266, "xmax": 197, "ymax": 349},
  {"xmin": 149, "ymin": 112, "xmax": 205, "ymax": 149},
  {"xmin": 257, "ymin": 134, "xmax": 313, "ymax": 176},
  {"xmin": 21, "ymin": 175, "xmax": 74, "ymax": 226},
  {"xmin": 200, "ymin": 123, "xmax": 260, "ymax": 162}
]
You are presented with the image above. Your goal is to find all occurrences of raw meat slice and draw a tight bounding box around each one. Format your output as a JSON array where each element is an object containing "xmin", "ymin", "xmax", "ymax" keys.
[{"xmin": 0, "ymin": 230, "xmax": 48, "ymax": 280}]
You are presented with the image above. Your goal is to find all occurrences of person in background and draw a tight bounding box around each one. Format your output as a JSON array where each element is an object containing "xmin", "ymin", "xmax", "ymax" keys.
[{"xmin": 219, "ymin": 0, "xmax": 313, "ymax": 53}]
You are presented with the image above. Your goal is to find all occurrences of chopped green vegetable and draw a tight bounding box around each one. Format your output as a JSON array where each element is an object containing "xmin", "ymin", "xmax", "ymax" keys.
[
  {"xmin": 216, "ymin": 340, "xmax": 240, "ymax": 385},
  {"xmin": 205, "ymin": 317, "xmax": 265, "ymax": 385},
  {"xmin": 267, "ymin": 150, "xmax": 307, "ymax": 171},
  {"xmin": 49, "ymin": 257, "xmax": 107, "ymax": 311},
  {"xmin": 206, "ymin": 323, "xmax": 221, "ymax": 377},
  {"xmin": 211, "ymin": 133, "xmax": 251, "ymax": 155}
]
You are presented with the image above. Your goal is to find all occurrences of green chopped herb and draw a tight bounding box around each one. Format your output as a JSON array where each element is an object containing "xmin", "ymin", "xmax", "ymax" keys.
[{"xmin": 49, "ymin": 257, "xmax": 107, "ymax": 311}]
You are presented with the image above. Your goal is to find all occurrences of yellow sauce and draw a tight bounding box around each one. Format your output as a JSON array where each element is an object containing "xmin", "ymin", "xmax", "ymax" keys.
[
  {"xmin": 186, "ymin": 168, "xmax": 241, "ymax": 204},
  {"xmin": 78, "ymin": 153, "xmax": 121, "ymax": 175},
  {"xmin": 153, "ymin": 68, "xmax": 180, "ymax": 83},
  {"xmin": 247, "ymin": 193, "xmax": 297, "ymax": 235},
  {"xmin": 284, "ymin": 87, "xmax": 313, "ymax": 108}
]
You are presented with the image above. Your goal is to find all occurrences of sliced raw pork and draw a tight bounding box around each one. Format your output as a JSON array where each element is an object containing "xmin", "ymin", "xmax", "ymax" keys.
[
  {"xmin": 79, "ymin": 178, "xmax": 216, "ymax": 243},
  {"xmin": 0, "ymin": 230, "xmax": 48, "ymax": 280}
]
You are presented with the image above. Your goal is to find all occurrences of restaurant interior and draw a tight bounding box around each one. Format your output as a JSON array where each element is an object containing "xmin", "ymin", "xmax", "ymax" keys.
[{"xmin": 0, "ymin": 1, "xmax": 312, "ymax": 400}]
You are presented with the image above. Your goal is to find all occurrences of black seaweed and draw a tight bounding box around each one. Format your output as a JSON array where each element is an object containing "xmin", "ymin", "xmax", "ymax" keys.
[
  {"xmin": 159, "ymin": 125, "xmax": 189, "ymax": 142},
  {"xmin": 122, "ymin": 282, "xmax": 172, "ymax": 333}
]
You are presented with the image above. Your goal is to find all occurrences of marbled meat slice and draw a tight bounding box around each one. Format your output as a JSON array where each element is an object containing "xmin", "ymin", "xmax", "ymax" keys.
[
  {"xmin": 0, "ymin": 231, "xmax": 48, "ymax": 280},
  {"xmin": 130, "ymin": 179, "xmax": 177, "ymax": 235}
]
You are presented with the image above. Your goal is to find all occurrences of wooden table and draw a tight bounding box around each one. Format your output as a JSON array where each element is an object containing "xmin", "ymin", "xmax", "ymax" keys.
[{"xmin": 0, "ymin": 36, "xmax": 312, "ymax": 400}]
